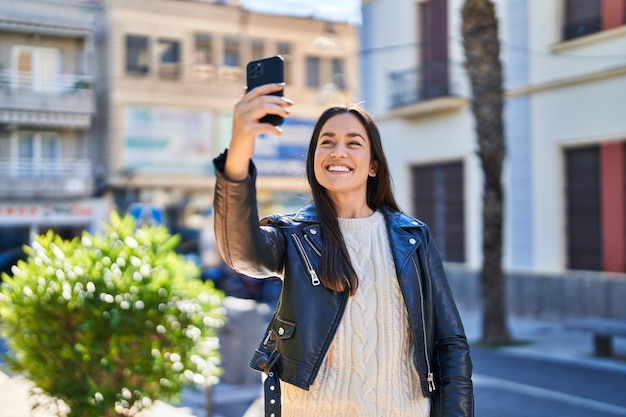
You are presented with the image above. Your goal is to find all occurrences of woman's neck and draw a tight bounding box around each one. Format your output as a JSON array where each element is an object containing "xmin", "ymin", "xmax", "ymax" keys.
[{"xmin": 333, "ymin": 200, "xmax": 375, "ymax": 219}]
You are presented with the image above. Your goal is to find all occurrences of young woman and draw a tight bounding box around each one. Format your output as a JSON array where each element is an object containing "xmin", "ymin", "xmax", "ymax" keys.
[{"xmin": 213, "ymin": 83, "xmax": 474, "ymax": 417}]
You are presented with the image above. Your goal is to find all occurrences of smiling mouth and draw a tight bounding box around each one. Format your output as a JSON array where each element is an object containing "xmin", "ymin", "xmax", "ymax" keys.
[{"xmin": 327, "ymin": 165, "xmax": 351, "ymax": 172}]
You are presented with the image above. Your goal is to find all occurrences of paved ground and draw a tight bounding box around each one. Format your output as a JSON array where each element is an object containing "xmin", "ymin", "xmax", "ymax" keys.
[{"xmin": 2, "ymin": 308, "xmax": 625, "ymax": 417}]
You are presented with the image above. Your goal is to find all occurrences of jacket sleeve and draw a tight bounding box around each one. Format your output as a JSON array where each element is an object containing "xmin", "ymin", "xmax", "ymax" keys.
[
  {"xmin": 212, "ymin": 151, "xmax": 285, "ymax": 278},
  {"xmin": 425, "ymin": 229, "xmax": 474, "ymax": 417}
]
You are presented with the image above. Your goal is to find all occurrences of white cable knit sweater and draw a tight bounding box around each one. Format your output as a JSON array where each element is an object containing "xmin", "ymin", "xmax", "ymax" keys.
[{"xmin": 281, "ymin": 211, "xmax": 431, "ymax": 417}]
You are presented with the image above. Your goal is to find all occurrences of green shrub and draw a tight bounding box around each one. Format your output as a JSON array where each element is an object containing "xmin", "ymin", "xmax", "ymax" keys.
[{"xmin": 0, "ymin": 213, "xmax": 225, "ymax": 417}]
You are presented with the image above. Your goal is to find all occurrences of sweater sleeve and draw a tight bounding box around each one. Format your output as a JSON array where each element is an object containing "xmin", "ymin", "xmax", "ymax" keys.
[{"xmin": 213, "ymin": 151, "xmax": 285, "ymax": 278}]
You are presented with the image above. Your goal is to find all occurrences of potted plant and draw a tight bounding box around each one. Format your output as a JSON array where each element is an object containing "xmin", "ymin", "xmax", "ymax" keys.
[
  {"xmin": 73, "ymin": 78, "xmax": 92, "ymax": 91},
  {"xmin": 0, "ymin": 213, "xmax": 225, "ymax": 417}
]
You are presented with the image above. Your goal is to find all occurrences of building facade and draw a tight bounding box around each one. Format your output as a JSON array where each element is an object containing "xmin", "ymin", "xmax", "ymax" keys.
[
  {"xmin": 0, "ymin": 0, "xmax": 108, "ymax": 271},
  {"xmin": 0, "ymin": 0, "xmax": 359, "ymax": 271},
  {"xmin": 103, "ymin": 0, "xmax": 359, "ymax": 264},
  {"xmin": 361, "ymin": 0, "xmax": 626, "ymax": 318}
]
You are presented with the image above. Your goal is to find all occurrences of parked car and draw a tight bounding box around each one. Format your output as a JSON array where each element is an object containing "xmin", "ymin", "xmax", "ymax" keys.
[
  {"xmin": 0, "ymin": 247, "xmax": 28, "ymax": 279},
  {"xmin": 202, "ymin": 263, "xmax": 281, "ymax": 307}
]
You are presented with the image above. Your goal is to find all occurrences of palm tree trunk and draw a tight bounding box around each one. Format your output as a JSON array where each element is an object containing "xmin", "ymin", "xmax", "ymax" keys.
[{"xmin": 461, "ymin": 0, "xmax": 512, "ymax": 345}]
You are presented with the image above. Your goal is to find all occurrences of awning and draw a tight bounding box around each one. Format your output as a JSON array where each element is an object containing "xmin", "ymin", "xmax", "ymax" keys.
[
  {"xmin": 0, "ymin": 18, "xmax": 92, "ymax": 38},
  {"xmin": 0, "ymin": 110, "xmax": 91, "ymax": 129}
]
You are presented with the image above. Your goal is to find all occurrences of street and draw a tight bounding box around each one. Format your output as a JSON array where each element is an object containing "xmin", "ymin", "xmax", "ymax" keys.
[
  {"xmin": 3, "ymin": 308, "xmax": 626, "ymax": 417},
  {"xmin": 472, "ymin": 346, "xmax": 626, "ymax": 417}
]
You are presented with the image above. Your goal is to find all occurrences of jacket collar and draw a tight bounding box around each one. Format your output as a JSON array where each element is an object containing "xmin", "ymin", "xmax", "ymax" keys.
[
  {"xmin": 289, "ymin": 202, "xmax": 426, "ymax": 270},
  {"xmin": 291, "ymin": 202, "xmax": 425, "ymax": 231},
  {"xmin": 291, "ymin": 202, "xmax": 318, "ymax": 223}
]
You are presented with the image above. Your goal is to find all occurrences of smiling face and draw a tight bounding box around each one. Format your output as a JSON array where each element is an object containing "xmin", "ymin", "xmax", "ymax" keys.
[{"xmin": 313, "ymin": 113, "xmax": 378, "ymax": 205}]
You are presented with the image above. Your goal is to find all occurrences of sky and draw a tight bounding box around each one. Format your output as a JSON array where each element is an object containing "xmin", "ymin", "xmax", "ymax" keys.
[{"xmin": 240, "ymin": 0, "xmax": 362, "ymax": 24}]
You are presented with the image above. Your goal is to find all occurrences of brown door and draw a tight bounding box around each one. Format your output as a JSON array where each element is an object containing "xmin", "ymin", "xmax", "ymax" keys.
[{"xmin": 565, "ymin": 145, "xmax": 602, "ymax": 270}]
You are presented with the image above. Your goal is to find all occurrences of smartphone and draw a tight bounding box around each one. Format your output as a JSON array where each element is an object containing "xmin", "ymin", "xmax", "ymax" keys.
[{"xmin": 246, "ymin": 55, "xmax": 285, "ymax": 126}]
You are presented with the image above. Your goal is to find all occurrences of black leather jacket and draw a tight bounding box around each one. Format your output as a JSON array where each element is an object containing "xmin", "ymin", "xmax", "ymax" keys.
[{"xmin": 213, "ymin": 153, "xmax": 474, "ymax": 417}]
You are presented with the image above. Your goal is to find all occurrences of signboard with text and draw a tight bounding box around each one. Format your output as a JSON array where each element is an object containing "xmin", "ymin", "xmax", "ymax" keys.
[
  {"xmin": 0, "ymin": 201, "xmax": 105, "ymax": 225},
  {"xmin": 123, "ymin": 106, "xmax": 213, "ymax": 173}
]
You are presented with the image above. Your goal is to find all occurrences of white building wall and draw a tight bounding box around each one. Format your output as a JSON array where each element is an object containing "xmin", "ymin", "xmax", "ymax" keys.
[
  {"xmin": 362, "ymin": 0, "xmax": 626, "ymax": 275},
  {"xmin": 380, "ymin": 111, "xmax": 483, "ymax": 269},
  {"xmin": 521, "ymin": 2, "xmax": 626, "ymax": 272},
  {"xmin": 530, "ymin": 76, "xmax": 626, "ymax": 272},
  {"xmin": 361, "ymin": 0, "xmax": 493, "ymax": 270},
  {"xmin": 527, "ymin": 1, "xmax": 626, "ymax": 85},
  {"xmin": 360, "ymin": 0, "xmax": 419, "ymax": 115}
]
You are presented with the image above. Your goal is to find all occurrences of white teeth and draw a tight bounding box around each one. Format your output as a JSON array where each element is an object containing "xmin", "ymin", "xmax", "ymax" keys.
[{"xmin": 328, "ymin": 165, "xmax": 350, "ymax": 172}]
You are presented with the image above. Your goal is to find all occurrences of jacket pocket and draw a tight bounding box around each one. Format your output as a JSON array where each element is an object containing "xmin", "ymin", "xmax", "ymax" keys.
[
  {"xmin": 268, "ymin": 315, "xmax": 296, "ymax": 343},
  {"xmin": 249, "ymin": 315, "xmax": 296, "ymax": 374}
]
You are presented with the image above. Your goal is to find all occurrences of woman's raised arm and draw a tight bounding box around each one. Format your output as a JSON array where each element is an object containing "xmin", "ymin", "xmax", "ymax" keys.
[{"xmin": 224, "ymin": 83, "xmax": 293, "ymax": 181}]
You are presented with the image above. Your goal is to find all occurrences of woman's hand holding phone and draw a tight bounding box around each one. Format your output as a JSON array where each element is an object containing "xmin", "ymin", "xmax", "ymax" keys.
[
  {"xmin": 246, "ymin": 55, "xmax": 285, "ymax": 126},
  {"xmin": 225, "ymin": 83, "xmax": 293, "ymax": 181}
]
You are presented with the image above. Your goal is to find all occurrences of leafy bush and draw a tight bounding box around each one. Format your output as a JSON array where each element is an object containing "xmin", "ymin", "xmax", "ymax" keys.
[{"xmin": 0, "ymin": 213, "xmax": 225, "ymax": 417}]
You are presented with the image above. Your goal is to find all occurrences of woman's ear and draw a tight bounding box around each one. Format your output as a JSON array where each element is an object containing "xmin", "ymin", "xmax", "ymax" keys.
[{"xmin": 369, "ymin": 161, "xmax": 379, "ymax": 177}]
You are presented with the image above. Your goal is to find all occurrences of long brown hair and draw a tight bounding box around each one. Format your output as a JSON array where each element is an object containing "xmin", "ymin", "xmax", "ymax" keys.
[{"xmin": 305, "ymin": 105, "xmax": 399, "ymax": 295}]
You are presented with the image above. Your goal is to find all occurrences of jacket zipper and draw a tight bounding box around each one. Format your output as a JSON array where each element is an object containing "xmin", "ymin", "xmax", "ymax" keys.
[
  {"xmin": 412, "ymin": 255, "xmax": 436, "ymax": 393},
  {"xmin": 291, "ymin": 233, "xmax": 320, "ymax": 286},
  {"xmin": 303, "ymin": 233, "xmax": 321, "ymax": 257}
]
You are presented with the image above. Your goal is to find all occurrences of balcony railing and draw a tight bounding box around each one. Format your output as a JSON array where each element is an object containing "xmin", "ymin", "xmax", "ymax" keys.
[
  {"xmin": 0, "ymin": 158, "xmax": 94, "ymax": 198},
  {"xmin": 0, "ymin": 70, "xmax": 94, "ymax": 125},
  {"xmin": 0, "ymin": 70, "xmax": 92, "ymax": 94},
  {"xmin": 388, "ymin": 60, "xmax": 462, "ymax": 109}
]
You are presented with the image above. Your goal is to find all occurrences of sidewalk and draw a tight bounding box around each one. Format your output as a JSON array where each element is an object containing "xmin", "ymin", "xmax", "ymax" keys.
[
  {"xmin": 206, "ymin": 308, "xmax": 626, "ymax": 417},
  {"xmin": 2, "ymin": 309, "xmax": 625, "ymax": 417},
  {"xmin": 231, "ymin": 308, "xmax": 626, "ymax": 417}
]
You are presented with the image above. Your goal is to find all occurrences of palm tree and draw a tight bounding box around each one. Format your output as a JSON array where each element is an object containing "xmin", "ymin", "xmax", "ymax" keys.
[{"xmin": 461, "ymin": 0, "xmax": 512, "ymax": 345}]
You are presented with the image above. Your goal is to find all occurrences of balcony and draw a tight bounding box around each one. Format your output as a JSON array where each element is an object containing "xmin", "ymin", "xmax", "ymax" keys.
[
  {"xmin": 0, "ymin": 1, "xmax": 95, "ymax": 38},
  {"xmin": 388, "ymin": 60, "xmax": 466, "ymax": 118},
  {"xmin": 0, "ymin": 70, "xmax": 94, "ymax": 128},
  {"xmin": 0, "ymin": 158, "xmax": 94, "ymax": 198}
]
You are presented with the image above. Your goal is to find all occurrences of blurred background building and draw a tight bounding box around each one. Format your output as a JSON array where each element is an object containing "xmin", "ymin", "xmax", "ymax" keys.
[
  {"xmin": 1, "ymin": 0, "xmax": 625, "ymax": 319},
  {"xmin": 0, "ymin": 0, "xmax": 108, "ymax": 274},
  {"xmin": 361, "ymin": 0, "xmax": 626, "ymax": 319},
  {"xmin": 0, "ymin": 0, "xmax": 359, "ymax": 274}
]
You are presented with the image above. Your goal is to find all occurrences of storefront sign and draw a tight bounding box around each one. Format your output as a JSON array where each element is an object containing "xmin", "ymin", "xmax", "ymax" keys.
[
  {"xmin": 123, "ymin": 106, "xmax": 213, "ymax": 173},
  {"xmin": 0, "ymin": 202, "xmax": 100, "ymax": 223}
]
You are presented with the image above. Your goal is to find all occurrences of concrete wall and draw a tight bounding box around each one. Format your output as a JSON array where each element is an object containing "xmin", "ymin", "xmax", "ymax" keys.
[{"xmin": 446, "ymin": 264, "xmax": 626, "ymax": 321}]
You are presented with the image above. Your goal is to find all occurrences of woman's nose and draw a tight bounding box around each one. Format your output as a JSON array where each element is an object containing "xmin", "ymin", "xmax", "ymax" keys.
[{"xmin": 330, "ymin": 146, "xmax": 347, "ymax": 158}]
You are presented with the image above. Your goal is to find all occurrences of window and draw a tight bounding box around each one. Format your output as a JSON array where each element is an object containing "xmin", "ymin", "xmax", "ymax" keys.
[
  {"xmin": 420, "ymin": 0, "xmax": 449, "ymax": 99},
  {"xmin": 158, "ymin": 39, "xmax": 181, "ymax": 79},
  {"xmin": 332, "ymin": 58, "xmax": 346, "ymax": 90},
  {"xmin": 306, "ymin": 56, "xmax": 321, "ymax": 88},
  {"xmin": 277, "ymin": 42, "xmax": 292, "ymax": 83},
  {"xmin": 564, "ymin": 0, "xmax": 602, "ymax": 40},
  {"xmin": 195, "ymin": 34, "xmax": 213, "ymax": 65},
  {"xmin": 251, "ymin": 39, "xmax": 265, "ymax": 61},
  {"xmin": 41, "ymin": 134, "xmax": 61, "ymax": 159},
  {"xmin": 126, "ymin": 35, "xmax": 150, "ymax": 74},
  {"xmin": 11, "ymin": 46, "xmax": 61, "ymax": 93},
  {"xmin": 411, "ymin": 161, "xmax": 465, "ymax": 262},
  {"xmin": 223, "ymin": 36, "xmax": 240, "ymax": 67},
  {"xmin": 15, "ymin": 132, "xmax": 61, "ymax": 177},
  {"xmin": 159, "ymin": 39, "xmax": 180, "ymax": 64},
  {"xmin": 306, "ymin": 56, "xmax": 348, "ymax": 90}
]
